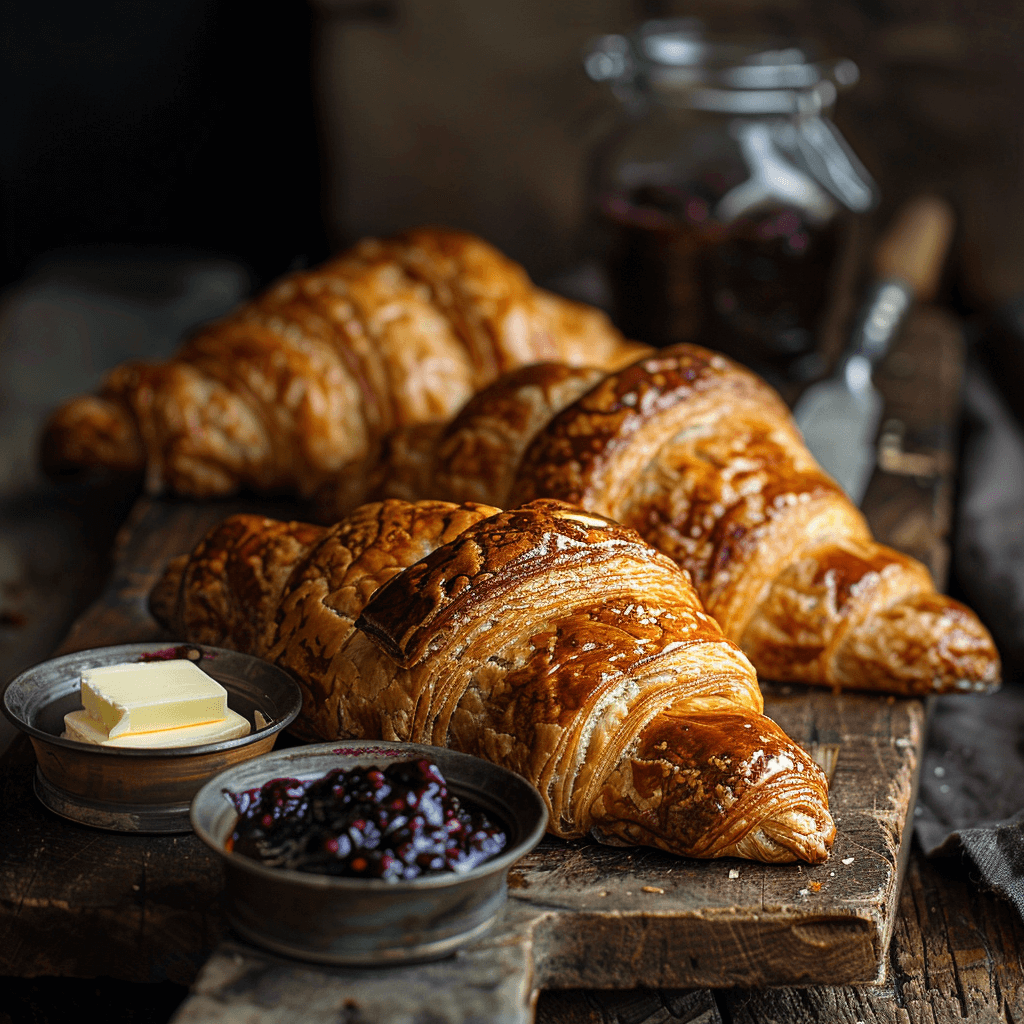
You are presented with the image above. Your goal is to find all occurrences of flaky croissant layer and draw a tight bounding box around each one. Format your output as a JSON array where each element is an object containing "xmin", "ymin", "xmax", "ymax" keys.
[
  {"xmin": 150, "ymin": 498, "xmax": 835, "ymax": 864},
  {"xmin": 317, "ymin": 344, "xmax": 1001, "ymax": 698},
  {"xmin": 41, "ymin": 227, "xmax": 646, "ymax": 498}
]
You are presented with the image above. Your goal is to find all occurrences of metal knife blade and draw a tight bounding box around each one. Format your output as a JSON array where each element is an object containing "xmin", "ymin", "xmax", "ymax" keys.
[
  {"xmin": 792, "ymin": 195, "xmax": 955, "ymax": 505},
  {"xmin": 792, "ymin": 353, "xmax": 884, "ymax": 506}
]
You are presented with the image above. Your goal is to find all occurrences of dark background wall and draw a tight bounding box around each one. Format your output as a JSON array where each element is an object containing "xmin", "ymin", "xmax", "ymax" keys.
[
  {"xmin": 4, "ymin": 0, "xmax": 1024, "ymax": 309},
  {"xmin": 1, "ymin": 0, "xmax": 329, "ymax": 290}
]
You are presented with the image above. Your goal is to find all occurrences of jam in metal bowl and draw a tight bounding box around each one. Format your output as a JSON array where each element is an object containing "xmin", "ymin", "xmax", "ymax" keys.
[
  {"xmin": 190, "ymin": 741, "xmax": 548, "ymax": 966},
  {"xmin": 226, "ymin": 758, "xmax": 508, "ymax": 880}
]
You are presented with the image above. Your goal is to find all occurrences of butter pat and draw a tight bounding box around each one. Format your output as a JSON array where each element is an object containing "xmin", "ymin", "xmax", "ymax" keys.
[
  {"xmin": 79, "ymin": 659, "xmax": 228, "ymax": 738},
  {"xmin": 63, "ymin": 707, "xmax": 251, "ymax": 748}
]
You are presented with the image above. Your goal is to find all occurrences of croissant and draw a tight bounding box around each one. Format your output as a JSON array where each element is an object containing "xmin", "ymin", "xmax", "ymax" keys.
[
  {"xmin": 317, "ymin": 345, "xmax": 1001, "ymax": 697},
  {"xmin": 149, "ymin": 497, "xmax": 835, "ymax": 864},
  {"xmin": 40, "ymin": 228, "xmax": 645, "ymax": 498}
]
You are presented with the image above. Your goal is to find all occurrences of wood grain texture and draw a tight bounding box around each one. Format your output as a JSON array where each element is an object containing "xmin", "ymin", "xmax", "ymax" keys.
[
  {"xmin": 536, "ymin": 848, "xmax": 1024, "ymax": 1024},
  {"xmin": 0, "ymin": 737, "xmax": 227, "ymax": 985},
  {"xmin": 536, "ymin": 988, "xmax": 722, "ymax": 1024},
  {"xmin": 722, "ymin": 853, "xmax": 1024, "ymax": 1023},
  {"xmin": 176, "ymin": 929, "xmax": 539, "ymax": 1024}
]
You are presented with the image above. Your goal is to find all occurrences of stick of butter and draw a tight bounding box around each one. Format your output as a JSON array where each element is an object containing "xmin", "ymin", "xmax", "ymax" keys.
[
  {"xmin": 63, "ymin": 707, "xmax": 251, "ymax": 748},
  {"xmin": 78, "ymin": 659, "xmax": 228, "ymax": 738}
]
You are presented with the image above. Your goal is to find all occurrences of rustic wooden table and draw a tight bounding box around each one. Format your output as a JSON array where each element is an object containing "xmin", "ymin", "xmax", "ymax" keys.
[{"xmin": 2, "ymin": 300, "xmax": 1023, "ymax": 1023}]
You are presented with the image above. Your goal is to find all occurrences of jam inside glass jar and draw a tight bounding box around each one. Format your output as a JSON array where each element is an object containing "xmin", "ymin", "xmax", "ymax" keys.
[{"xmin": 601, "ymin": 178, "xmax": 845, "ymax": 377}]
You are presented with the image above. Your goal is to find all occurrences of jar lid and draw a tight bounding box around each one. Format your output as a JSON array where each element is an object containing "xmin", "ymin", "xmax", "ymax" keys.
[
  {"xmin": 585, "ymin": 18, "xmax": 878, "ymax": 216},
  {"xmin": 586, "ymin": 18, "xmax": 859, "ymax": 115}
]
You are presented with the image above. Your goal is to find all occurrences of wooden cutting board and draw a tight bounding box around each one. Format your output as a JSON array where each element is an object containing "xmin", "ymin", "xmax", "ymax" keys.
[
  {"xmin": 0, "ymin": 491, "xmax": 923, "ymax": 999},
  {"xmin": 0, "ymin": 305, "xmax": 963, "ymax": 1021}
]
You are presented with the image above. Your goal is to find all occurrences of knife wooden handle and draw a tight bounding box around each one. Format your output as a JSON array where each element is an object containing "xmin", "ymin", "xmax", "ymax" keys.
[{"xmin": 872, "ymin": 194, "xmax": 956, "ymax": 302}]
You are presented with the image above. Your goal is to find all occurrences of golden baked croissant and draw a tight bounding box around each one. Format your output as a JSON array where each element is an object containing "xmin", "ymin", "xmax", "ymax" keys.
[
  {"xmin": 317, "ymin": 345, "xmax": 1001, "ymax": 697},
  {"xmin": 40, "ymin": 228, "xmax": 645, "ymax": 498},
  {"xmin": 149, "ymin": 497, "xmax": 835, "ymax": 864}
]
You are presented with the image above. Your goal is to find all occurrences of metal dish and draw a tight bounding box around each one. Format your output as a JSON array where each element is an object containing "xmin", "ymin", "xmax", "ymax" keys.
[
  {"xmin": 190, "ymin": 740, "xmax": 548, "ymax": 966},
  {"xmin": 2, "ymin": 642, "xmax": 303, "ymax": 833}
]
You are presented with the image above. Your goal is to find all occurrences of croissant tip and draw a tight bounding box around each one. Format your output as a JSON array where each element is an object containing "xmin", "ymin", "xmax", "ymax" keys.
[{"xmin": 40, "ymin": 396, "xmax": 145, "ymax": 480}]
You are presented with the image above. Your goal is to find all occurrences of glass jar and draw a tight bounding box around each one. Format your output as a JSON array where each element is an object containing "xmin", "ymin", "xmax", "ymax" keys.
[{"xmin": 585, "ymin": 19, "xmax": 878, "ymax": 382}]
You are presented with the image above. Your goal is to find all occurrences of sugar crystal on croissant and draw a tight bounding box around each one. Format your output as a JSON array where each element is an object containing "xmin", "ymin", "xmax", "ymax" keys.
[{"xmin": 150, "ymin": 497, "xmax": 834, "ymax": 864}]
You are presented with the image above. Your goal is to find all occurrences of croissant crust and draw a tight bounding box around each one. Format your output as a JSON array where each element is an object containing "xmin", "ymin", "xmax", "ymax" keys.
[
  {"xmin": 150, "ymin": 498, "xmax": 835, "ymax": 864},
  {"xmin": 319, "ymin": 344, "xmax": 1001, "ymax": 697}
]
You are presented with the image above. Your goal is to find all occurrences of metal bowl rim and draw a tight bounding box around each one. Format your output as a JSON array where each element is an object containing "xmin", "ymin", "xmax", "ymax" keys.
[
  {"xmin": 190, "ymin": 739, "xmax": 549, "ymax": 892},
  {"xmin": 2, "ymin": 642, "xmax": 303, "ymax": 758}
]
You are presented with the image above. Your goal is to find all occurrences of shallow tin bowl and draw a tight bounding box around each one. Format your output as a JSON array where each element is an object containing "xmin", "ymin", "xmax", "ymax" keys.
[
  {"xmin": 2, "ymin": 642, "xmax": 303, "ymax": 833},
  {"xmin": 190, "ymin": 740, "xmax": 548, "ymax": 966}
]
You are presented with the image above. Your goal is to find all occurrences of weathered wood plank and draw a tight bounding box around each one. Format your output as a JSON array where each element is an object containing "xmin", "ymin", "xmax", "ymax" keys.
[
  {"xmin": 177, "ymin": 927, "xmax": 538, "ymax": 1024},
  {"xmin": 699, "ymin": 280, "xmax": 1000, "ymax": 1024},
  {"xmin": 0, "ymin": 737, "xmax": 227, "ymax": 985},
  {"xmin": 0, "ymin": 483, "xmax": 923, "ymax": 994},
  {"xmin": 723, "ymin": 853, "xmax": 1024, "ymax": 1024},
  {"xmin": 538, "ymin": 848, "xmax": 1024, "ymax": 1024},
  {"xmin": 535, "ymin": 989, "xmax": 722, "ymax": 1024}
]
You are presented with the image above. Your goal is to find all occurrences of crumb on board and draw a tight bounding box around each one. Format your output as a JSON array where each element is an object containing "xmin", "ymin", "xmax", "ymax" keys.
[
  {"xmin": 728, "ymin": 868, "xmax": 740, "ymax": 879},
  {"xmin": 841, "ymin": 857, "xmax": 855, "ymax": 865},
  {"xmin": 642, "ymin": 885, "xmax": 664, "ymax": 894}
]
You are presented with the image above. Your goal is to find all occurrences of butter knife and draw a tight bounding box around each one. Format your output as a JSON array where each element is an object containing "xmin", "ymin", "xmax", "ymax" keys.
[{"xmin": 792, "ymin": 195, "xmax": 956, "ymax": 505}]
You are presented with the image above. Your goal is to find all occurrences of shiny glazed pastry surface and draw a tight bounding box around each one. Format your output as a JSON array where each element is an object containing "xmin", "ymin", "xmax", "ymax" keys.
[
  {"xmin": 149, "ymin": 498, "xmax": 835, "ymax": 864},
  {"xmin": 317, "ymin": 345, "xmax": 1001, "ymax": 697},
  {"xmin": 41, "ymin": 228, "xmax": 644, "ymax": 498}
]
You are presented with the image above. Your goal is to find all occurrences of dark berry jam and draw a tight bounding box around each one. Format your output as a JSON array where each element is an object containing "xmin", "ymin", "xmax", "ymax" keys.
[
  {"xmin": 225, "ymin": 758, "xmax": 507, "ymax": 881},
  {"xmin": 138, "ymin": 645, "xmax": 204, "ymax": 663},
  {"xmin": 600, "ymin": 180, "xmax": 847, "ymax": 382}
]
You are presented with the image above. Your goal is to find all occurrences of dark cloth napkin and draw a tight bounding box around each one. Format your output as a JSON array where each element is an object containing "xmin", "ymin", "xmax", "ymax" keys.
[{"xmin": 914, "ymin": 355, "xmax": 1024, "ymax": 916}]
